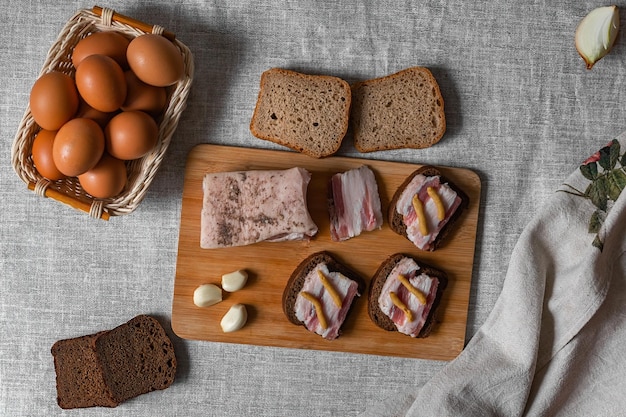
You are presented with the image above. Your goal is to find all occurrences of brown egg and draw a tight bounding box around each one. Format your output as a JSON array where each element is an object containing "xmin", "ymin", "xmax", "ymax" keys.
[
  {"xmin": 53, "ymin": 118, "xmax": 105, "ymax": 177},
  {"xmin": 78, "ymin": 153, "xmax": 127, "ymax": 198},
  {"xmin": 29, "ymin": 71, "xmax": 79, "ymax": 131},
  {"xmin": 75, "ymin": 55, "xmax": 127, "ymax": 112},
  {"xmin": 31, "ymin": 129, "xmax": 66, "ymax": 181},
  {"xmin": 72, "ymin": 31, "xmax": 130, "ymax": 69},
  {"xmin": 121, "ymin": 70, "xmax": 167, "ymax": 115},
  {"xmin": 75, "ymin": 100, "xmax": 116, "ymax": 128},
  {"xmin": 105, "ymin": 110, "xmax": 158, "ymax": 160},
  {"xmin": 127, "ymin": 34, "xmax": 184, "ymax": 87}
]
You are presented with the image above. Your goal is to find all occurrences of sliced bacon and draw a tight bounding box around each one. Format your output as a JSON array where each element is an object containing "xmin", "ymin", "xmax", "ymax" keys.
[
  {"xmin": 294, "ymin": 263, "xmax": 360, "ymax": 340},
  {"xmin": 329, "ymin": 165, "xmax": 383, "ymax": 242},
  {"xmin": 395, "ymin": 174, "xmax": 462, "ymax": 250},
  {"xmin": 378, "ymin": 257, "xmax": 439, "ymax": 337}
]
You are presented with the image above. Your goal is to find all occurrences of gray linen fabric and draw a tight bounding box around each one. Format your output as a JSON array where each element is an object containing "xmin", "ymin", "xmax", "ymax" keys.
[{"xmin": 1, "ymin": 1, "xmax": 625, "ymax": 416}]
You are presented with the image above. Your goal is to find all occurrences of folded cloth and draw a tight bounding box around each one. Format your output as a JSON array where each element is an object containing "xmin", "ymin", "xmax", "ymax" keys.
[{"xmin": 360, "ymin": 134, "xmax": 626, "ymax": 417}]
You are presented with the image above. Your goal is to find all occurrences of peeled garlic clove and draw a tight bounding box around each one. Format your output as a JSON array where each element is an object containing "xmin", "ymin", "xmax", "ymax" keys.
[
  {"xmin": 575, "ymin": 5, "xmax": 620, "ymax": 69},
  {"xmin": 220, "ymin": 304, "xmax": 248, "ymax": 333},
  {"xmin": 193, "ymin": 284, "xmax": 222, "ymax": 307},
  {"xmin": 221, "ymin": 269, "xmax": 248, "ymax": 292}
]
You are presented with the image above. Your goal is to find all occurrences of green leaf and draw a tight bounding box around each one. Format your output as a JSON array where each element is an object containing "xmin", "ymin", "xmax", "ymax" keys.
[
  {"xmin": 613, "ymin": 168, "xmax": 626, "ymax": 189},
  {"xmin": 599, "ymin": 146, "xmax": 612, "ymax": 170},
  {"xmin": 620, "ymin": 151, "xmax": 626, "ymax": 167},
  {"xmin": 607, "ymin": 173, "xmax": 620, "ymax": 201},
  {"xmin": 586, "ymin": 178, "xmax": 608, "ymax": 210},
  {"xmin": 589, "ymin": 210, "xmax": 604, "ymax": 233},
  {"xmin": 580, "ymin": 162, "xmax": 598, "ymax": 180},
  {"xmin": 610, "ymin": 140, "xmax": 621, "ymax": 169},
  {"xmin": 607, "ymin": 170, "xmax": 626, "ymax": 201},
  {"xmin": 592, "ymin": 235, "xmax": 604, "ymax": 251}
]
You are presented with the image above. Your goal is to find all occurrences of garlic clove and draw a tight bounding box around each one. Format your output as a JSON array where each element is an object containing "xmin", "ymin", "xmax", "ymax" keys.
[
  {"xmin": 575, "ymin": 5, "xmax": 620, "ymax": 69},
  {"xmin": 220, "ymin": 304, "xmax": 248, "ymax": 333},
  {"xmin": 193, "ymin": 284, "xmax": 222, "ymax": 307},
  {"xmin": 221, "ymin": 269, "xmax": 248, "ymax": 292}
]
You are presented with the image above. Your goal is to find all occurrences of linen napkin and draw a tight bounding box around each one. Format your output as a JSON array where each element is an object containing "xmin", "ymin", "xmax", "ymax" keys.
[{"xmin": 361, "ymin": 133, "xmax": 626, "ymax": 416}]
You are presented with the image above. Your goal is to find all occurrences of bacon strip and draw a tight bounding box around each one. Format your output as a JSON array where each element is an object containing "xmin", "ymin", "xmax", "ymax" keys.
[{"xmin": 329, "ymin": 165, "xmax": 383, "ymax": 242}]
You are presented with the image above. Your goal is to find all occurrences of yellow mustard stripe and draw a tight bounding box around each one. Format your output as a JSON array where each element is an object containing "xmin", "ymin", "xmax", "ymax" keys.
[
  {"xmin": 427, "ymin": 186, "xmax": 446, "ymax": 221},
  {"xmin": 300, "ymin": 291, "xmax": 328, "ymax": 329},
  {"xmin": 412, "ymin": 194, "xmax": 429, "ymax": 236},
  {"xmin": 398, "ymin": 274, "xmax": 427, "ymax": 305},
  {"xmin": 389, "ymin": 291, "xmax": 413, "ymax": 322},
  {"xmin": 318, "ymin": 270, "xmax": 342, "ymax": 308}
]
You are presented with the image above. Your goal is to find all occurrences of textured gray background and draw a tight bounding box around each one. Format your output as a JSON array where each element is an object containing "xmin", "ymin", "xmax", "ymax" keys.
[{"xmin": 1, "ymin": 1, "xmax": 625, "ymax": 416}]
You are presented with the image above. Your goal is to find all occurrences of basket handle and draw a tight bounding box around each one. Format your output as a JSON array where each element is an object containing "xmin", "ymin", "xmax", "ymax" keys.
[
  {"xmin": 28, "ymin": 181, "xmax": 111, "ymax": 220},
  {"xmin": 92, "ymin": 5, "xmax": 176, "ymax": 41}
]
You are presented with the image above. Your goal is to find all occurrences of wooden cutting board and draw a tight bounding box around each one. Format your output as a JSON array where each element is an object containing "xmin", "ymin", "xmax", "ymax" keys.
[{"xmin": 172, "ymin": 144, "xmax": 481, "ymax": 360}]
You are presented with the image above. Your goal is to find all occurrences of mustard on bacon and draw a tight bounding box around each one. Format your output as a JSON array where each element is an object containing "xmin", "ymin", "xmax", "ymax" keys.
[
  {"xmin": 389, "ymin": 291, "xmax": 413, "ymax": 322},
  {"xmin": 317, "ymin": 270, "xmax": 342, "ymax": 308},
  {"xmin": 411, "ymin": 194, "xmax": 429, "ymax": 236},
  {"xmin": 398, "ymin": 274, "xmax": 427, "ymax": 305},
  {"xmin": 300, "ymin": 292, "xmax": 328, "ymax": 329},
  {"xmin": 427, "ymin": 186, "xmax": 446, "ymax": 221}
]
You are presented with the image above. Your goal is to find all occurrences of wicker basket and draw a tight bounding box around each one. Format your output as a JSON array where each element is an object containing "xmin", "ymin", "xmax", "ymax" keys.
[{"xmin": 11, "ymin": 6, "xmax": 194, "ymax": 220}]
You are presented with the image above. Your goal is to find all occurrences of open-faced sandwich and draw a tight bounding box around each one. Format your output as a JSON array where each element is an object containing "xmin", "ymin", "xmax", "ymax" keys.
[
  {"xmin": 368, "ymin": 253, "xmax": 447, "ymax": 338},
  {"xmin": 282, "ymin": 251, "xmax": 365, "ymax": 340},
  {"xmin": 389, "ymin": 165, "xmax": 468, "ymax": 251}
]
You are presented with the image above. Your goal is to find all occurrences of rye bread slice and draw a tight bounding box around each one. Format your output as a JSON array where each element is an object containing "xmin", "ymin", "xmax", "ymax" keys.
[
  {"xmin": 94, "ymin": 315, "xmax": 177, "ymax": 404},
  {"xmin": 368, "ymin": 253, "xmax": 448, "ymax": 338},
  {"xmin": 51, "ymin": 332, "xmax": 119, "ymax": 409},
  {"xmin": 388, "ymin": 165, "xmax": 469, "ymax": 251},
  {"xmin": 282, "ymin": 251, "xmax": 365, "ymax": 331},
  {"xmin": 351, "ymin": 66, "xmax": 446, "ymax": 152},
  {"xmin": 250, "ymin": 68, "xmax": 351, "ymax": 158}
]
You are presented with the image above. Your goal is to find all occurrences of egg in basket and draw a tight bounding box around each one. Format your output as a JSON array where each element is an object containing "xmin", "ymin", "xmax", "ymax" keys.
[{"xmin": 11, "ymin": 6, "xmax": 194, "ymax": 219}]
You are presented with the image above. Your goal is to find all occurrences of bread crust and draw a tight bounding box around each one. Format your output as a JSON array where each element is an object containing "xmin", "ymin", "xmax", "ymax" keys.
[
  {"xmin": 282, "ymin": 251, "xmax": 365, "ymax": 332},
  {"xmin": 367, "ymin": 253, "xmax": 448, "ymax": 338},
  {"xmin": 351, "ymin": 66, "xmax": 446, "ymax": 153},
  {"xmin": 250, "ymin": 68, "xmax": 351, "ymax": 158},
  {"xmin": 388, "ymin": 165, "xmax": 469, "ymax": 251}
]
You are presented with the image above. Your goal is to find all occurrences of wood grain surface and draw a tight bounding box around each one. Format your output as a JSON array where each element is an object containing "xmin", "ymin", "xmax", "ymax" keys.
[{"xmin": 172, "ymin": 144, "xmax": 481, "ymax": 360}]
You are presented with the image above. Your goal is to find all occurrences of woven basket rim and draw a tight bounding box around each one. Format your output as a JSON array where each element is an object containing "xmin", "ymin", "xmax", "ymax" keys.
[{"xmin": 11, "ymin": 7, "xmax": 194, "ymax": 219}]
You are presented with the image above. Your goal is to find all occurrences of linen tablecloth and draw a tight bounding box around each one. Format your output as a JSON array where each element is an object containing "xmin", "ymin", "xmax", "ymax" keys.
[{"xmin": 2, "ymin": 1, "xmax": 626, "ymax": 416}]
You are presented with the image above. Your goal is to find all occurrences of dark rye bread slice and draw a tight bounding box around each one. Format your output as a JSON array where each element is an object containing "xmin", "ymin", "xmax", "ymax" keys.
[
  {"xmin": 368, "ymin": 253, "xmax": 448, "ymax": 338},
  {"xmin": 94, "ymin": 315, "xmax": 177, "ymax": 404},
  {"xmin": 351, "ymin": 67, "xmax": 446, "ymax": 152},
  {"xmin": 51, "ymin": 332, "xmax": 119, "ymax": 409},
  {"xmin": 250, "ymin": 68, "xmax": 351, "ymax": 158},
  {"xmin": 51, "ymin": 315, "xmax": 176, "ymax": 409},
  {"xmin": 389, "ymin": 165, "xmax": 469, "ymax": 251},
  {"xmin": 282, "ymin": 251, "xmax": 365, "ymax": 331}
]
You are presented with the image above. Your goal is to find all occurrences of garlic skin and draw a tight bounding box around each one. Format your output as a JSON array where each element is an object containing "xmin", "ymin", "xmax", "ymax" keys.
[
  {"xmin": 220, "ymin": 304, "xmax": 248, "ymax": 333},
  {"xmin": 575, "ymin": 5, "xmax": 620, "ymax": 69}
]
